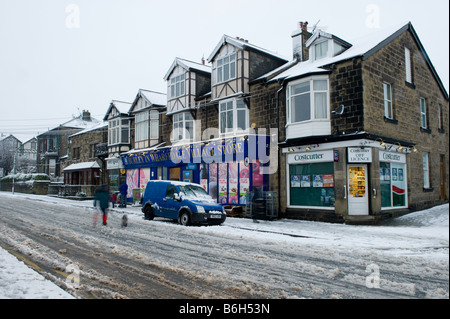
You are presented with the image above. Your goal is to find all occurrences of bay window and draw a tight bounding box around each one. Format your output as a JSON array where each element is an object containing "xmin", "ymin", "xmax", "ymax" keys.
[
  {"xmin": 108, "ymin": 118, "xmax": 130, "ymax": 145},
  {"xmin": 287, "ymin": 77, "xmax": 329, "ymax": 124}
]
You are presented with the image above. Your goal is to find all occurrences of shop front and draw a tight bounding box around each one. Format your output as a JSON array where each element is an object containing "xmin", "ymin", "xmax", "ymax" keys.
[
  {"xmin": 120, "ymin": 135, "xmax": 271, "ymax": 206},
  {"xmin": 283, "ymin": 138, "xmax": 411, "ymax": 223},
  {"xmin": 106, "ymin": 156, "xmax": 126, "ymax": 192}
]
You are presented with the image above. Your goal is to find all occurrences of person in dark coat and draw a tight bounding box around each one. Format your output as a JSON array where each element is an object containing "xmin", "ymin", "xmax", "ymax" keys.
[
  {"xmin": 119, "ymin": 182, "xmax": 128, "ymax": 208},
  {"xmin": 94, "ymin": 185, "xmax": 110, "ymax": 226}
]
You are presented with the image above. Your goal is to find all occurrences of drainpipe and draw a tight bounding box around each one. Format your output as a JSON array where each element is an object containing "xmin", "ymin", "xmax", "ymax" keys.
[{"xmin": 275, "ymin": 79, "xmax": 285, "ymax": 218}]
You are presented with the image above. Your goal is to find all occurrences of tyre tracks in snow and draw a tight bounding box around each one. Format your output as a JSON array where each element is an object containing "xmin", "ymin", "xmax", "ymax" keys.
[{"xmin": 0, "ymin": 195, "xmax": 448, "ymax": 299}]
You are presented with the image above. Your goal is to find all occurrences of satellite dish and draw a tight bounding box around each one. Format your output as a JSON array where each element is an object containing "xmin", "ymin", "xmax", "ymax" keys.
[{"xmin": 332, "ymin": 104, "xmax": 345, "ymax": 115}]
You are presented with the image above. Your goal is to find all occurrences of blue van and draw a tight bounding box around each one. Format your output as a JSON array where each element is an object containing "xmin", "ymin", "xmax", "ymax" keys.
[{"xmin": 141, "ymin": 180, "xmax": 226, "ymax": 226}]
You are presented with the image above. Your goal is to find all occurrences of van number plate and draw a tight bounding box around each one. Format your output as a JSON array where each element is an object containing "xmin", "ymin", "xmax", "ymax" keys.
[{"xmin": 210, "ymin": 214, "xmax": 222, "ymax": 219}]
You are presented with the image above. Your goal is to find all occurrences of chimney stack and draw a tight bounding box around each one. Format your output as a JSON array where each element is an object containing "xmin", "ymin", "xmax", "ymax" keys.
[
  {"xmin": 291, "ymin": 21, "xmax": 311, "ymax": 61},
  {"xmin": 82, "ymin": 110, "xmax": 91, "ymax": 121},
  {"xmin": 299, "ymin": 21, "xmax": 308, "ymax": 31}
]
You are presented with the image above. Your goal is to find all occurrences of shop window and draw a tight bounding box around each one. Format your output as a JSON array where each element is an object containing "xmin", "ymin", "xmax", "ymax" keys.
[
  {"xmin": 289, "ymin": 162, "xmax": 335, "ymax": 207},
  {"xmin": 380, "ymin": 162, "xmax": 407, "ymax": 208}
]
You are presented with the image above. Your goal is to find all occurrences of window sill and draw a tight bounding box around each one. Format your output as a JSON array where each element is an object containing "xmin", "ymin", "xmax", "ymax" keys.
[
  {"xmin": 420, "ymin": 127, "xmax": 432, "ymax": 134},
  {"xmin": 423, "ymin": 187, "xmax": 434, "ymax": 193},
  {"xmin": 405, "ymin": 81, "xmax": 416, "ymax": 89},
  {"xmin": 384, "ymin": 117, "xmax": 398, "ymax": 124},
  {"xmin": 438, "ymin": 128, "xmax": 445, "ymax": 133}
]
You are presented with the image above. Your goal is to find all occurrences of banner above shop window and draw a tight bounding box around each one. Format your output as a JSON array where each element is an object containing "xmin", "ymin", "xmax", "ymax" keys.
[
  {"xmin": 121, "ymin": 135, "xmax": 271, "ymax": 170},
  {"xmin": 287, "ymin": 150, "xmax": 334, "ymax": 164},
  {"xmin": 348, "ymin": 147, "xmax": 372, "ymax": 163}
]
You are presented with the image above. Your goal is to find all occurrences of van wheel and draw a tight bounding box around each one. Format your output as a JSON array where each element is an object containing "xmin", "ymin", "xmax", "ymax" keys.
[
  {"xmin": 144, "ymin": 205, "xmax": 154, "ymax": 220},
  {"xmin": 179, "ymin": 212, "xmax": 191, "ymax": 226}
]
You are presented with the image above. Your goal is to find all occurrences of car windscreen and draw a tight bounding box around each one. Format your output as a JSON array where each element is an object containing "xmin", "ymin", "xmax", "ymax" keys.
[{"xmin": 178, "ymin": 185, "xmax": 211, "ymax": 200}]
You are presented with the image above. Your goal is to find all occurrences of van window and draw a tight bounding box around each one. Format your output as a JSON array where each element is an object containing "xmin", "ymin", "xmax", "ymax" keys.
[{"xmin": 166, "ymin": 185, "xmax": 177, "ymax": 199}]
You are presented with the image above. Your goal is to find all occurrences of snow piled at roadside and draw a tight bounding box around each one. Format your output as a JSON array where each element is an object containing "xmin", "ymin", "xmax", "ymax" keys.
[{"xmin": 0, "ymin": 246, "xmax": 74, "ymax": 299}]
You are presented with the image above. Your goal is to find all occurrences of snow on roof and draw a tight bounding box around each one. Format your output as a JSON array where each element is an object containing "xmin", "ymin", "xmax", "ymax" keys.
[
  {"xmin": 110, "ymin": 100, "xmax": 132, "ymax": 114},
  {"xmin": 164, "ymin": 57, "xmax": 211, "ymax": 81},
  {"xmin": 63, "ymin": 161, "xmax": 100, "ymax": 171},
  {"xmin": 264, "ymin": 22, "xmax": 412, "ymax": 83},
  {"xmin": 69, "ymin": 121, "xmax": 108, "ymax": 138},
  {"xmin": 207, "ymin": 34, "xmax": 288, "ymax": 63},
  {"xmin": 138, "ymin": 89, "xmax": 167, "ymax": 107}
]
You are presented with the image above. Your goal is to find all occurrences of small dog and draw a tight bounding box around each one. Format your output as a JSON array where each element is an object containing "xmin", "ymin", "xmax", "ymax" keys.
[{"xmin": 121, "ymin": 214, "xmax": 128, "ymax": 228}]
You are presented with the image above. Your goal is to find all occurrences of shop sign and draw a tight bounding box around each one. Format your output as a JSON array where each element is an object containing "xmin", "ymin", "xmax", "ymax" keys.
[
  {"xmin": 379, "ymin": 151, "xmax": 406, "ymax": 163},
  {"xmin": 106, "ymin": 158, "xmax": 124, "ymax": 170},
  {"xmin": 287, "ymin": 150, "xmax": 334, "ymax": 164},
  {"xmin": 121, "ymin": 135, "xmax": 270, "ymax": 169},
  {"xmin": 348, "ymin": 148, "xmax": 372, "ymax": 163}
]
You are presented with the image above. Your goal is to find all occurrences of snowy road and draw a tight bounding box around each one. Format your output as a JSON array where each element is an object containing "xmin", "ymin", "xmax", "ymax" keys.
[{"xmin": 0, "ymin": 192, "xmax": 448, "ymax": 299}]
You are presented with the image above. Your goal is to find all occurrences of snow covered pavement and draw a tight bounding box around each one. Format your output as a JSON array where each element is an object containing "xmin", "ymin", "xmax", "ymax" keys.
[
  {"xmin": 0, "ymin": 245, "xmax": 74, "ymax": 299},
  {"xmin": 0, "ymin": 191, "xmax": 448, "ymax": 299}
]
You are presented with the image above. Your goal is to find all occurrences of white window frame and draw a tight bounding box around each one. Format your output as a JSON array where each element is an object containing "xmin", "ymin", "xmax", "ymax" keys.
[
  {"xmin": 420, "ymin": 97, "xmax": 427, "ymax": 129},
  {"xmin": 405, "ymin": 47, "xmax": 412, "ymax": 84},
  {"xmin": 314, "ymin": 40, "xmax": 329, "ymax": 60},
  {"xmin": 219, "ymin": 98, "xmax": 249, "ymax": 135},
  {"xmin": 215, "ymin": 53, "xmax": 236, "ymax": 84},
  {"xmin": 172, "ymin": 112, "xmax": 194, "ymax": 142},
  {"xmin": 383, "ymin": 82, "xmax": 393, "ymax": 119},
  {"xmin": 169, "ymin": 74, "xmax": 185, "ymax": 99},
  {"xmin": 286, "ymin": 76, "xmax": 330, "ymax": 125},
  {"xmin": 135, "ymin": 111, "xmax": 149, "ymax": 142},
  {"xmin": 150, "ymin": 110, "xmax": 159, "ymax": 140},
  {"xmin": 423, "ymin": 152, "xmax": 430, "ymax": 189},
  {"xmin": 108, "ymin": 118, "xmax": 130, "ymax": 145}
]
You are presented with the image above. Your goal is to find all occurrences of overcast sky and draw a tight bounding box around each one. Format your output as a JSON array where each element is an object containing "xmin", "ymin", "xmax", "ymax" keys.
[{"xmin": 0, "ymin": 0, "xmax": 448, "ymax": 142}]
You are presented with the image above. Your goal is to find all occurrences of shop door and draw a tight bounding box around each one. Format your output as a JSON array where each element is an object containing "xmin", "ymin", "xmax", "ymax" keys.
[
  {"xmin": 347, "ymin": 165, "xmax": 369, "ymax": 215},
  {"xmin": 169, "ymin": 167, "xmax": 180, "ymax": 181}
]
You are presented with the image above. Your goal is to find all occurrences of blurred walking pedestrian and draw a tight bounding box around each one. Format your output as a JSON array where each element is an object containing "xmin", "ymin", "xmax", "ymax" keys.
[{"xmin": 94, "ymin": 185, "xmax": 109, "ymax": 226}]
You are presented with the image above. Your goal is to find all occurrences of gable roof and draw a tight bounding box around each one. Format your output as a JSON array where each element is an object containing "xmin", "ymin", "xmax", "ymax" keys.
[
  {"xmin": 207, "ymin": 34, "xmax": 288, "ymax": 63},
  {"xmin": 164, "ymin": 57, "xmax": 211, "ymax": 81},
  {"xmin": 103, "ymin": 100, "xmax": 131, "ymax": 121},
  {"xmin": 129, "ymin": 89, "xmax": 167, "ymax": 113},
  {"xmin": 305, "ymin": 29, "xmax": 352, "ymax": 49},
  {"xmin": 261, "ymin": 22, "xmax": 448, "ymax": 100}
]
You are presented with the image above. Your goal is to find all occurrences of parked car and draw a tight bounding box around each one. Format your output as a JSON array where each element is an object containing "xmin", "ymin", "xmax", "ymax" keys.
[{"xmin": 141, "ymin": 180, "xmax": 226, "ymax": 226}]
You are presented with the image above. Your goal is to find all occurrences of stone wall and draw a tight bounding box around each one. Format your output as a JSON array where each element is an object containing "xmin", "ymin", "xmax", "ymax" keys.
[{"xmin": 362, "ymin": 30, "xmax": 449, "ymax": 208}]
